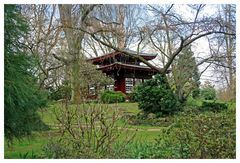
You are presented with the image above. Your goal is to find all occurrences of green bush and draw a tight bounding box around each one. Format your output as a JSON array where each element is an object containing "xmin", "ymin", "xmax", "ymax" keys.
[
  {"xmin": 192, "ymin": 88, "xmax": 200, "ymax": 99},
  {"xmin": 48, "ymin": 83, "xmax": 71, "ymax": 101},
  {"xmin": 158, "ymin": 109, "xmax": 235, "ymax": 158},
  {"xmin": 201, "ymin": 100, "xmax": 228, "ymax": 112},
  {"xmin": 201, "ymin": 86, "xmax": 216, "ymax": 100},
  {"xmin": 122, "ymin": 142, "xmax": 158, "ymax": 159},
  {"xmin": 133, "ymin": 74, "xmax": 180, "ymax": 115},
  {"xmin": 123, "ymin": 109, "xmax": 235, "ymax": 159},
  {"xmin": 100, "ymin": 90, "xmax": 126, "ymax": 103},
  {"xmin": 127, "ymin": 92, "xmax": 137, "ymax": 102}
]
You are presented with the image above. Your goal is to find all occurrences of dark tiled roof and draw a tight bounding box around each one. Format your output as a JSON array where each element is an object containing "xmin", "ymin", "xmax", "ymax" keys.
[{"xmin": 88, "ymin": 48, "xmax": 157, "ymax": 62}]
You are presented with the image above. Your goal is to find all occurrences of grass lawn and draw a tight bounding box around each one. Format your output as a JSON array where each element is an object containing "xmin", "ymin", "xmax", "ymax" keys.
[
  {"xmin": 5, "ymin": 101, "xmax": 235, "ymax": 158},
  {"xmin": 4, "ymin": 102, "xmax": 162, "ymax": 158},
  {"xmin": 4, "ymin": 132, "xmax": 51, "ymax": 158},
  {"xmin": 39, "ymin": 102, "xmax": 139, "ymax": 125}
]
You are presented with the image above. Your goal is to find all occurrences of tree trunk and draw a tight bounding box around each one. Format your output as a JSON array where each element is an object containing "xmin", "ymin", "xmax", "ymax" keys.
[
  {"xmin": 71, "ymin": 59, "xmax": 81, "ymax": 103},
  {"xmin": 59, "ymin": 4, "xmax": 86, "ymax": 103},
  {"xmin": 117, "ymin": 4, "xmax": 125, "ymax": 49}
]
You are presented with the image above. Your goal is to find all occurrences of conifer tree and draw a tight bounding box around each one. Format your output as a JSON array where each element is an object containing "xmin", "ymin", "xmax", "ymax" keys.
[{"xmin": 4, "ymin": 5, "xmax": 48, "ymax": 142}]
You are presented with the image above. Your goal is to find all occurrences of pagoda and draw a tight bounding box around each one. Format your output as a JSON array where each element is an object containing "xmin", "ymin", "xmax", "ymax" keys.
[{"xmin": 88, "ymin": 49, "xmax": 158, "ymax": 94}]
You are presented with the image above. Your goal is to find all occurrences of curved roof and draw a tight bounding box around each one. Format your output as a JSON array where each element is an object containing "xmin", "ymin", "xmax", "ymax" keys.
[{"xmin": 88, "ymin": 49, "xmax": 157, "ymax": 64}]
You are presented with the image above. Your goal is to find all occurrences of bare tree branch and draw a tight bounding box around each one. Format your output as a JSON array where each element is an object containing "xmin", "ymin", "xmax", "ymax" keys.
[{"xmin": 81, "ymin": 5, "xmax": 98, "ymax": 23}]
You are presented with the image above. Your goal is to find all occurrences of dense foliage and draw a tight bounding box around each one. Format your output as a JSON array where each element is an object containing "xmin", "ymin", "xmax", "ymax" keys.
[
  {"xmin": 122, "ymin": 108, "xmax": 235, "ymax": 158},
  {"xmin": 201, "ymin": 100, "xmax": 228, "ymax": 112},
  {"xmin": 4, "ymin": 5, "xmax": 48, "ymax": 141},
  {"xmin": 200, "ymin": 85, "xmax": 216, "ymax": 100},
  {"xmin": 100, "ymin": 90, "xmax": 126, "ymax": 103},
  {"xmin": 192, "ymin": 88, "xmax": 200, "ymax": 99},
  {"xmin": 133, "ymin": 74, "xmax": 180, "ymax": 116}
]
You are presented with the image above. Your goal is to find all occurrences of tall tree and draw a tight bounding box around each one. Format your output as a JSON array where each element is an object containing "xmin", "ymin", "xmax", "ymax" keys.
[
  {"xmin": 205, "ymin": 4, "xmax": 236, "ymax": 100},
  {"xmin": 172, "ymin": 46, "xmax": 200, "ymax": 102},
  {"xmin": 222, "ymin": 4, "xmax": 235, "ymax": 97},
  {"xmin": 57, "ymin": 4, "xmax": 96, "ymax": 103},
  {"xmin": 219, "ymin": 4, "xmax": 235, "ymax": 99},
  {"xmin": 4, "ymin": 5, "xmax": 47, "ymax": 141}
]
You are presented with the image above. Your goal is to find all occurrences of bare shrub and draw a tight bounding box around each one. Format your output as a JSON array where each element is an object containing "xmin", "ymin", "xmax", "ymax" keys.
[{"xmin": 43, "ymin": 101, "xmax": 135, "ymax": 158}]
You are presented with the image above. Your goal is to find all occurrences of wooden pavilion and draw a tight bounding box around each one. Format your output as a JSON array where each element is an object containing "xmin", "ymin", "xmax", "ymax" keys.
[{"xmin": 88, "ymin": 49, "xmax": 158, "ymax": 94}]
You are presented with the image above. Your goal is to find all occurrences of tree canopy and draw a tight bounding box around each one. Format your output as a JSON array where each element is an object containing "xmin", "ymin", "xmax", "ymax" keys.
[{"xmin": 4, "ymin": 5, "xmax": 48, "ymax": 141}]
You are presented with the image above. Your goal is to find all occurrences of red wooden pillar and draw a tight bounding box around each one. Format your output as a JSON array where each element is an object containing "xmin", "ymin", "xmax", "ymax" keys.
[{"xmin": 114, "ymin": 78, "xmax": 126, "ymax": 93}]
